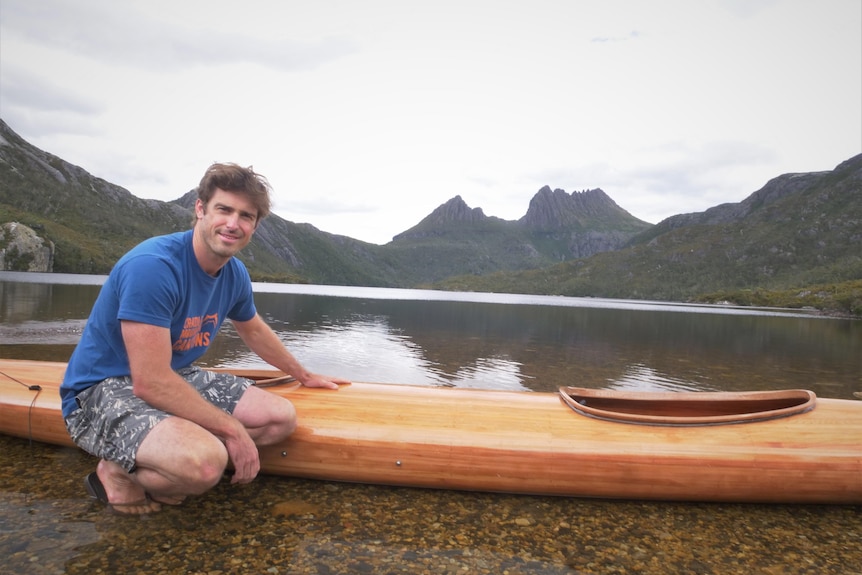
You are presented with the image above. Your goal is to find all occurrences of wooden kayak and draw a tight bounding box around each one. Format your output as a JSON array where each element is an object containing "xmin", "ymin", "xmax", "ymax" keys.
[{"xmin": 1, "ymin": 359, "xmax": 860, "ymax": 504}]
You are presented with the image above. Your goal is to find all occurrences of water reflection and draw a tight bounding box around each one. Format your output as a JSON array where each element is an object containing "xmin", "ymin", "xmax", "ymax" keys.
[
  {"xmin": 1, "ymin": 274, "xmax": 860, "ymax": 399},
  {"xmin": 606, "ymin": 363, "xmax": 710, "ymax": 393},
  {"xmin": 1, "ymin": 274, "xmax": 861, "ymax": 575},
  {"xmin": 212, "ymin": 317, "xmax": 445, "ymax": 386},
  {"xmin": 0, "ymin": 277, "xmax": 100, "ymax": 323}
]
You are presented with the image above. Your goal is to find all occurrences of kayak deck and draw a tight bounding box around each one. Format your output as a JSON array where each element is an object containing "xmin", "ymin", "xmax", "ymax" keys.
[{"xmin": 1, "ymin": 359, "xmax": 861, "ymax": 504}]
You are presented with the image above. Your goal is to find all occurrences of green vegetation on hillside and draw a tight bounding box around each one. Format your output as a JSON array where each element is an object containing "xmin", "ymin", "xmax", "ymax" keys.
[
  {"xmin": 2, "ymin": 118, "xmax": 861, "ymax": 316},
  {"xmin": 433, "ymin": 156, "xmax": 862, "ymax": 316},
  {"xmin": 694, "ymin": 280, "xmax": 862, "ymax": 317}
]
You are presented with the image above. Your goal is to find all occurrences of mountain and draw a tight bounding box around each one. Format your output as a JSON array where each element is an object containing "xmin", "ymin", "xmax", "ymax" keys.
[
  {"xmin": 0, "ymin": 119, "xmax": 651, "ymax": 285},
  {"xmin": 170, "ymin": 190, "xmax": 391, "ymax": 286},
  {"xmin": 519, "ymin": 186, "xmax": 651, "ymax": 258},
  {"xmin": 631, "ymin": 168, "xmax": 833, "ymax": 244},
  {"xmin": 0, "ymin": 120, "xmax": 190, "ymax": 273},
  {"xmin": 438, "ymin": 154, "xmax": 862, "ymax": 310},
  {"xmin": 395, "ymin": 195, "xmax": 493, "ymax": 237},
  {"xmin": 384, "ymin": 190, "xmax": 652, "ymax": 284},
  {"xmin": 0, "ymin": 119, "xmax": 392, "ymax": 283},
  {"xmin": 2, "ymin": 117, "xmax": 860, "ymax": 313}
]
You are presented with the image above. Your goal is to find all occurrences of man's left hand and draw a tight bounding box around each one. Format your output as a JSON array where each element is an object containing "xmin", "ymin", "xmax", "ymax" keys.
[{"xmin": 300, "ymin": 374, "xmax": 350, "ymax": 390}]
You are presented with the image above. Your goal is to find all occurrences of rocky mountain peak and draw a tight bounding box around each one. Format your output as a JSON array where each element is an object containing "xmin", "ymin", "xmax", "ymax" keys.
[
  {"xmin": 393, "ymin": 196, "xmax": 488, "ymax": 240},
  {"xmin": 519, "ymin": 186, "xmax": 634, "ymax": 231},
  {"xmin": 429, "ymin": 195, "xmax": 488, "ymax": 224}
]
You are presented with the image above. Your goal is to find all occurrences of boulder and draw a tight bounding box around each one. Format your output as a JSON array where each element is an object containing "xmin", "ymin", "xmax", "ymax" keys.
[{"xmin": 0, "ymin": 222, "xmax": 55, "ymax": 272}]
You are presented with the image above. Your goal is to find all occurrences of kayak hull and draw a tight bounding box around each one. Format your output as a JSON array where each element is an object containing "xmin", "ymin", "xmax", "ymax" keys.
[{"xmin": 1, "ymin": 359, "xmax": 860, "ymax": 504}]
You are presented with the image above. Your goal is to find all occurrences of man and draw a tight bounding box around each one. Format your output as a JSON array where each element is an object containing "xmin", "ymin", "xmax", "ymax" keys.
[{"xmin": 60, "ymin": 162, "xmax": 348, "ymax": 514}]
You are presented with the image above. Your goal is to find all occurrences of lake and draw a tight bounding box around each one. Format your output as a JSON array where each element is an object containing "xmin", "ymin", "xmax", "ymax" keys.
[
  {"xmin": 1, "ymin": 271, "xmax": 860, "ymax": 574},
  {"xmin": 2, "ymin": 271, "xmax": 860, "ymax": 398}
]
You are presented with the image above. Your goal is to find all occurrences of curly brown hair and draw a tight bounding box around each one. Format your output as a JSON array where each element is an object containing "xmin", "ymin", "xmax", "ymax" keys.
[{"xmin": 195, "ymin": 163, "xmax": 272, "ymax": 225}]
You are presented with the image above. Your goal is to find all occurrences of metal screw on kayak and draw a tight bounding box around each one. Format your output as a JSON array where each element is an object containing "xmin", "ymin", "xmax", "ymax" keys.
[
  {"xmin": 396, "ymin": 460, "xmax": 402, "ymax": 466},
  {"xmin": 281, "ymin": 451, "xmax": 287, "ymax": 457}
]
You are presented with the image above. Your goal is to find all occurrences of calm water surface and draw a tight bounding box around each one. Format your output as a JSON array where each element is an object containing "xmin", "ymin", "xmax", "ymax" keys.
[
  {"xmin": 2, "ymin": 271, "xmax": 860, "ymax": 397},
  {"xmin": 1, "ymin": 272, "xmax": 860, "ymax": 574}
]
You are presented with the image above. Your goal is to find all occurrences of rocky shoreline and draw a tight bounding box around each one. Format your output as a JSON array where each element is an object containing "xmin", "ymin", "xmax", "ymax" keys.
[{"xmin": 2, "ymin": 434, "xmax": 860, "ymax": 575}]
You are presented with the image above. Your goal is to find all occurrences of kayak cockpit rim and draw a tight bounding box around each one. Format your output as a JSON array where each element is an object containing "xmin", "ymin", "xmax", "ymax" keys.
[{"xmin": 558, "ymin": 387, "xmax": 817, "ymax": 426}]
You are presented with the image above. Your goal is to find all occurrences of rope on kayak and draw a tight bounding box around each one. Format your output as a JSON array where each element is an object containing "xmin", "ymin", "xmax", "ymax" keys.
[{"xmin": 0, "ymin": 369, "xmax": 42, "ymax": 447}]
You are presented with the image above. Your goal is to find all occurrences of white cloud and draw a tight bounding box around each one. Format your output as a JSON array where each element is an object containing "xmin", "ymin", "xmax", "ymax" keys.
[{"xmin": 2, "ymin": 0, "xmax": 358, "ymax": 72}]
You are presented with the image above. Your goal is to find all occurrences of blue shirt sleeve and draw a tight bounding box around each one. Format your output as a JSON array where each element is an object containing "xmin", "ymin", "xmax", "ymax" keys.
[
  {"xmin": 114, "ymin": 253, "xmax": 180, "ymax": 328},
  {"xmin": 226, "ymin": 259, "xmax": 257, "ymax": 323}
]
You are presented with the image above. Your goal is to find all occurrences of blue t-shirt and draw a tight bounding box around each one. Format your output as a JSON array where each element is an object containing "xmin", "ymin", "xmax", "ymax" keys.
[{"xmin": 60, "ymin": 230, "xmax": 257, "ymax": 418}]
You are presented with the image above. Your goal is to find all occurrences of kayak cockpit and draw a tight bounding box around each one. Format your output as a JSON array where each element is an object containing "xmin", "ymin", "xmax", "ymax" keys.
[{"xmin": 559, "ymin": 387, "xmax": 816, "ymax": 426}]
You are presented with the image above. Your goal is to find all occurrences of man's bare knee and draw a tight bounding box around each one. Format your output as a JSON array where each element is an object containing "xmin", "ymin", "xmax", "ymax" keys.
[
  {"xmin": 135, "ymin": 417, "xmax": 229, "ymax": 494},
  {"xmin": 234, "ymin": 388, "xmax": 297, "ymax": 444},
  {"xmin": 180, "ymin": 441, "xmax": 229, "ymax": 492}
]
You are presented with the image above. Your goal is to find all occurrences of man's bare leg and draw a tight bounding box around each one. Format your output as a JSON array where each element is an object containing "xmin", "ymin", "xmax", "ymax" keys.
[
  {"xmin": 232, "ymin": 385, "xmax": 297, "ymax": 445},
  {"xmin": 128, "ymin": 416, "xmax": 230, "ymax": 507},
  {"xmin": 92, "ymin": 389, "xmax": 295, "ymax": 513},
  {"xmin": 92, "ymin": 458, "xmax": 161, "ymax": 514}
]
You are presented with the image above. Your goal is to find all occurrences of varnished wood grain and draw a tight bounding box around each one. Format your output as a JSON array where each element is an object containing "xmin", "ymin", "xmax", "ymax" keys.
[
  {"xmin": 559, "ymin": 386, "xmax": 817, "ymax": 424},
  {"xmin": 1, "ymin": 359, "xmax": 860, "ymax": 503}
]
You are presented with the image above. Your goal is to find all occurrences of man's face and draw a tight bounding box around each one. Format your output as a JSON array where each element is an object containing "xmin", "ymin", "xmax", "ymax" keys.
[{"xmin": 195, "ymin": 188, "xmax": 258, "ymax": 261}]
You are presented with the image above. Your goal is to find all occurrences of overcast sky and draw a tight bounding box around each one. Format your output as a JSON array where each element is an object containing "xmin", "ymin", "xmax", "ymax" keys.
[{"xmin": 1, "ymin": 0, "xmax": 860, "ymax": 245}]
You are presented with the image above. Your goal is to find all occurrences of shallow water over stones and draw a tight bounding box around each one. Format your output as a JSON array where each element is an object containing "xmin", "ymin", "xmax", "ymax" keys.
[
  {"xmin": 2, "ymin": 278, "xmax": 861, "ymax": 573},
  {"xmin": 2, "ymin": 435, "xmax": 859, "ymax": 575}
]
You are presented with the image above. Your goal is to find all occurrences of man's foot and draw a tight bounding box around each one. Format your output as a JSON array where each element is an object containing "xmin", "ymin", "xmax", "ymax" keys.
[
  {"xmin": 149, "ymin": 494, "xmax": 187, "ymax": 507},
  {"xmin": 84, "ymin": 461, "xmax": 162, "ymax": 515}
]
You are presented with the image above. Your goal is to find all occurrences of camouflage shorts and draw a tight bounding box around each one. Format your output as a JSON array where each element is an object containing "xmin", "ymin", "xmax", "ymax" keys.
[{"xmin": 64, "ymin": 366, "xmax": 252, "ymax": 472}]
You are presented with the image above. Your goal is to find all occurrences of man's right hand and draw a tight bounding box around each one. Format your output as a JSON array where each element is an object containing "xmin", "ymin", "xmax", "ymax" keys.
[{"xmin": 224, "ymin": 421, "xmax": 261, "ymax": 484}]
